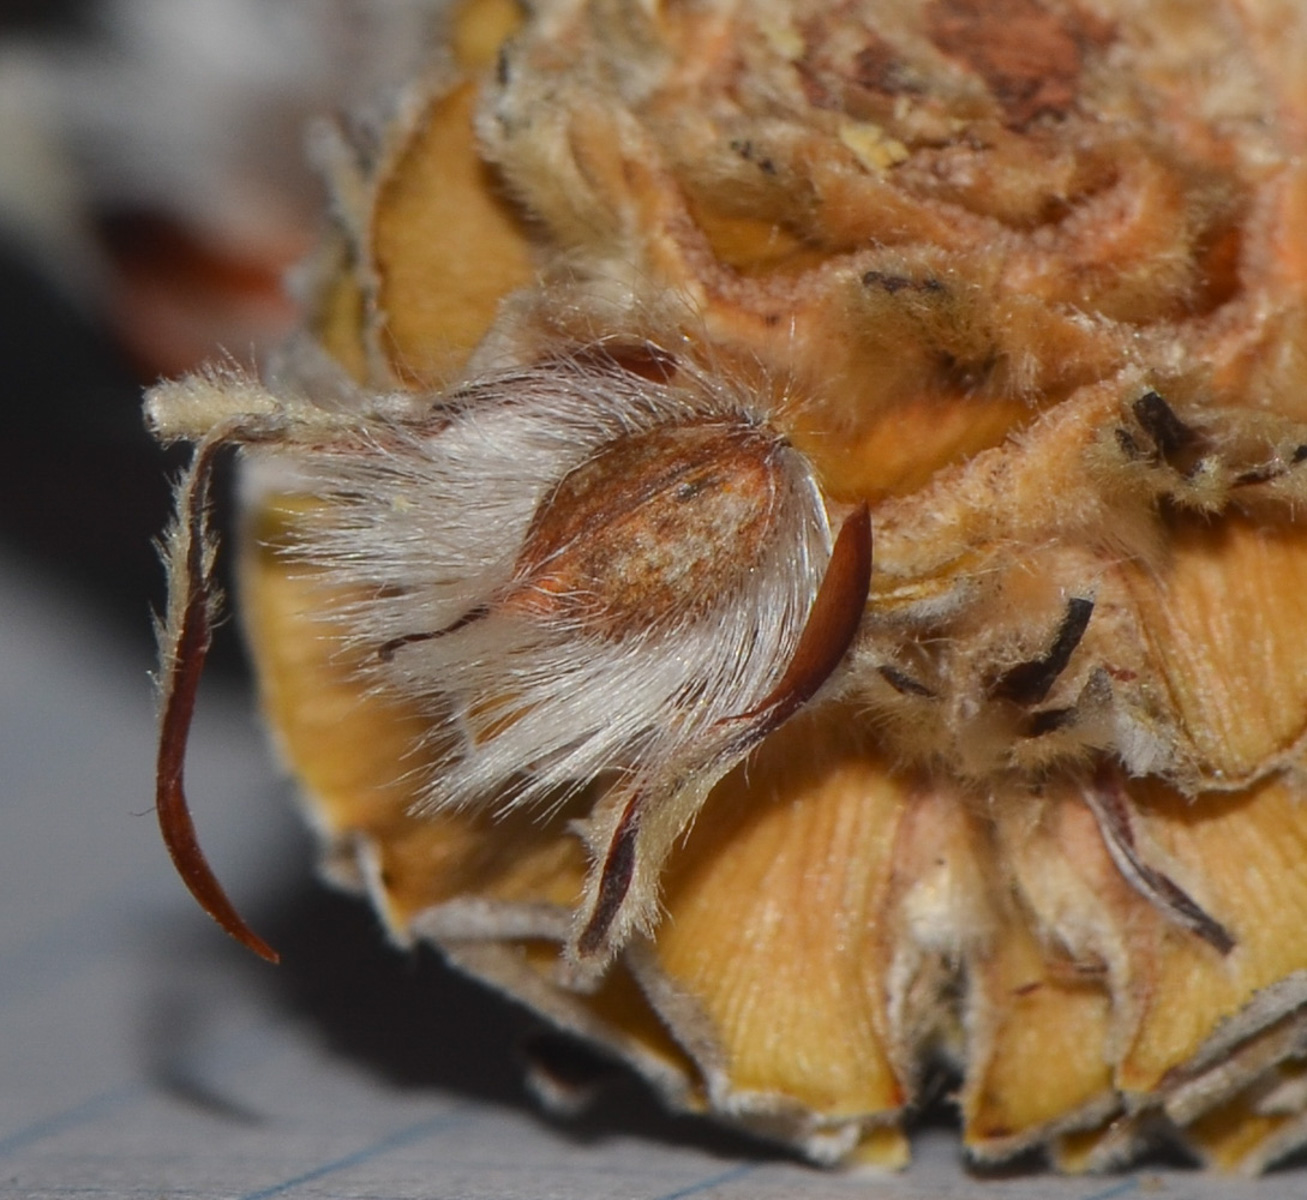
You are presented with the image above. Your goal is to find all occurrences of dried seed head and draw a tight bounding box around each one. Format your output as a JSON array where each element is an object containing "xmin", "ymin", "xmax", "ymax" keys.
[{"xmin": 144, "ymin": 0, "xmax": 1307, "ymax": 1174}]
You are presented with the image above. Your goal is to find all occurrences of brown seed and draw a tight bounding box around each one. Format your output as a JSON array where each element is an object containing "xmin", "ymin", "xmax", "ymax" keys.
[{"xmin": 506, "ymin": 421, "xmax": 786, "ymax": 636}]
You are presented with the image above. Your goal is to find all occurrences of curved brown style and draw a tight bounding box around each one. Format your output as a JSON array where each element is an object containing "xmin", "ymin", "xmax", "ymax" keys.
[
  {"xmin": 721, "ymin": 502, "xmax": 873, "ymax": 748},
  {"xmin": 1082, "ymin": 767, "xmax": 1234, "ymax": 955},
  {"xmin": 156, "ymin": 437, "xmax": 280, "ymax": 964}
]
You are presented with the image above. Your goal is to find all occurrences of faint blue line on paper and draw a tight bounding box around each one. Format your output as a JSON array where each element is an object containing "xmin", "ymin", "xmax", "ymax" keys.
[
  {"xmin": 0, "ymin": 1084, "xmax": 142, "ymax": 1160},
  {"xmin": 1079, "ymin": 1179, "xmax": 1138, "ymax": 1200},
  {"xmin": 0, "ymin": 1009, "xmax": 290, "ymax": 1164},
  {"xmin": 237, "ymin": 1109, "xmax": 471, "ymax": 1200},
  {"xmin": 650, "ymin": 1162, "xmax": 758, "ymax": 1200}
]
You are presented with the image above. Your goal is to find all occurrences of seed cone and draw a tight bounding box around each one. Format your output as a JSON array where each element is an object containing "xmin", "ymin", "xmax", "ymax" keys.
[{"xmin": 229, "ymin": 0, "xmax": 1307, "ymax": 1171}]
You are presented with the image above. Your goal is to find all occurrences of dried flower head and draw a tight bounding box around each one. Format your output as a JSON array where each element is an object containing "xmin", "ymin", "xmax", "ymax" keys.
[{"xmin": 149, "ymin": 0, "xmax": 1307, "ymax": 1174}]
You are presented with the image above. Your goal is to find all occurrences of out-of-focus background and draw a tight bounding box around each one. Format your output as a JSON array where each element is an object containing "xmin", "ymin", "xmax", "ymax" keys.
[
  {"xmin": 2, "ymin": 0, "xmax": 301, "ymax": 656},
  {"xmin": 0, "ymin": 3, "xmax": 1287, "ymax": 1196},
  {"xmin": 0, "ymin": 0, "xmax": 389, "ymax": 644}
]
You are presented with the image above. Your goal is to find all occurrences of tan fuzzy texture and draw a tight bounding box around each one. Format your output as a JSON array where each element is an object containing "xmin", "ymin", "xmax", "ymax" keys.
[{"xmin": 148, "ymin": 0, "xmax": 1307, "ymax": 1173}]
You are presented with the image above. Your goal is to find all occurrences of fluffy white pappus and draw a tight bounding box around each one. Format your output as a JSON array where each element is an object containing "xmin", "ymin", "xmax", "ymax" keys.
[{"xmin": 279, "ymin": 357, "xmax": 832, "ymax": 817}]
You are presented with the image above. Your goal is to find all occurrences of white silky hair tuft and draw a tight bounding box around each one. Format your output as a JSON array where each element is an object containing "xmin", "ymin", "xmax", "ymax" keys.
[{"xmin": 278, "ymin": 357, "xmax": 832, "ymax": 816}]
